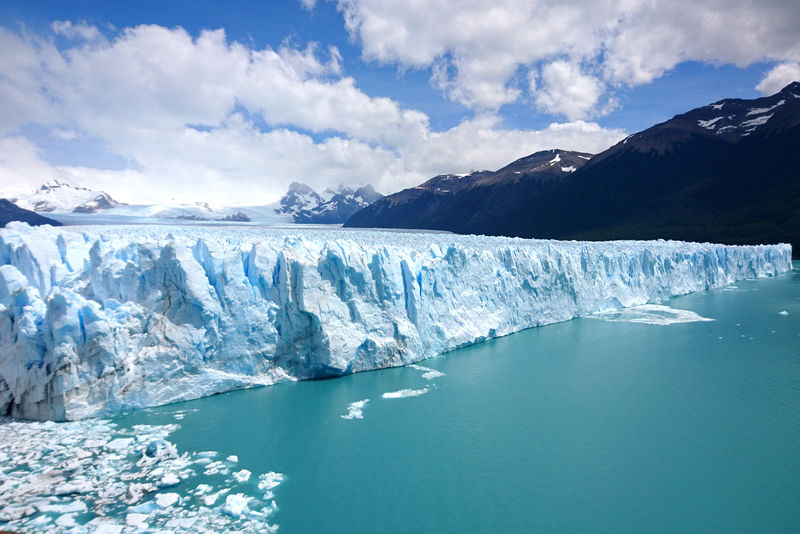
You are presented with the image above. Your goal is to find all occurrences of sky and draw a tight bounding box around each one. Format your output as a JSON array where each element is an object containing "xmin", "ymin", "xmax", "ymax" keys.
[{"xmin": 1, "ymin": 0, "xmax": 799, "ymax": 206}]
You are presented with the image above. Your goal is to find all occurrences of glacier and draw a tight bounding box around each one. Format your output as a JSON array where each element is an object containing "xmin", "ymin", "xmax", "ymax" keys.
[{"xmin": 0, "ymin": 222, "xmax": 791, "ymax": 420}]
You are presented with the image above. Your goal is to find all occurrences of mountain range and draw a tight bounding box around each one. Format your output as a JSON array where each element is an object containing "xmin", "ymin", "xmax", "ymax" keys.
[
  {"xmin": 345, "ymin": 150, "xmax": 592, "ymax": 230},
  {"xmin": 276, "ymin": 182, "xmax": 383, "ymax": 223},
  {"xmin": 346, "ymin": 82, "xmax": 800, "ymax": 257},
  {"xmin": 2, "ymin": 181, "xmax": 382, "ymax": 226}
]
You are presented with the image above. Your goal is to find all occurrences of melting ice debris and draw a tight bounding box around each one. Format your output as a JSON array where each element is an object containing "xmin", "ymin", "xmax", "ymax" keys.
[
  {"xmin": 383, "ymin": 388, "xmax": 429, "ymax": 399},
  {"xmin": 590, "ymin": 304, "xmax": 713, "ymax": 325},
  {"xmin": 341, "ymin": 399, "xmax": 370, "ymax": 419},
  {"xmin": 779, "ymin": 310, "xmax": 790, "ymax": 316},
  {"xmin": 0, "ymin": 223, "xmax": 791, "ymax": 420},
  {"xmin": 233, "ymin": 469, "xmax": 252, "ymax": 483},
  {"xmin": 227, "ymin": 454, "xmax": 239, "ymax": 463},
  {"xmin": 0, "ymin": 418, "xmax": 284, "ymax": 532},
  {"xmin": 409, "ymin": 364, "xmax": 445, "ymax": 380},
  {"xmin": 223, "ymin": 493, "xmax": 251, "ymax": 517},
  {"xmin": 258, "ymin": 472, "xmax": 285, "ymax": 492}
]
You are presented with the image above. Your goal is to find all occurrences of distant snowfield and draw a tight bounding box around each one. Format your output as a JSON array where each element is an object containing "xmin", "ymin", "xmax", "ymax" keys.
[{"xmin": 0, "ymin": 222, "xmax": 791, "ymax": 420}]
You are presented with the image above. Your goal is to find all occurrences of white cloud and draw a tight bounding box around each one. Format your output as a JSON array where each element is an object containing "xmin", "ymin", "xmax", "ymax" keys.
[
  {"xmin": 532, "ymin": 61, "xmax": 609, "ymax": 121},
  {"xmin": 338, "ymin": 0, "xmax": 800, "ymax": 115},
  {"xmin": 0, "ymin": 23, "xmax": 625, "ymax": 204},
  {"xmin": 756, "ymin": 62, "xmax": 800, "ymax": 95},
  {"xmin": 51, "ymin": 20, "xmax": 103, "ymax": 41}
]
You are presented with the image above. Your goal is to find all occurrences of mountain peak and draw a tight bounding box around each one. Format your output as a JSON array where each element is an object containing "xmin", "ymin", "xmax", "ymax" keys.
[{"xmin": 276, "ymin": 181, "xmax": 383, "ymax": 223}]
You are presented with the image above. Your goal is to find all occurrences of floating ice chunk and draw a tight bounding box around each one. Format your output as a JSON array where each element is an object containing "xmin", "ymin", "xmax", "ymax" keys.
[
  {"xmin": 227, "ymin": 455, "xmax": 239, "ymax": 463},
  {"xmin": 143, "ymin": 439, "xmax": 177, "ymax": 460},
  {"xmin": 36, "ymin": 500, "xmax": 88, "ymax": 513},
  {"xmin": 382, "ymin": 388, "xmax": 429, "ymax": 399},
  {"xmin": 590, "ymin": 304, "xmax": 713, "ymax": 325},
  {"xmin": 93, "ymin": 525, "xmax": 123, "ymax": 534},
  {"xmin": 159, "ymin": 472, "xmax": 180, "ymax": 487},
  {"xmin": 561, "ymin": 165, "xmax": 576, "ymax": 173},
  {"xmin": 409, "ymin": 364, "xmax": 445, "ymax": 380},
  {"xmin": 203, "ymin": 460, "xmax": 228, "ymax": 476},
  {"xmin": 779, "ymin": 310, "xmax": 790, "ymax": 316},
  {"xmin": 155, "ymin": 492, "xmax": 180, "ymax": 508},
  {"xmin": 233, "ymin": 469, "xmax": 252, "ymax": 483},
  {"xmin": 126, "ymin": 512, "xmax": 149, "ymax": 526},
  {"xmin": 106, "ymin": 438, "xmax": 133, "ymax": 450},
  {"xmin": 223, "ymin": 494, "xmax": 250, "ymax": 517},
  {"xmin": 194, "ymin": 484, "xmax": 213, "ymax": 495},
  {"xmin": 127, "ymin": 500, "xmax": 160, "ymax": 514},
  {"xmin": 258, "ymin": 472, "xmax": 285, "ymax": 492},
  {"xmin": 341, "ymin": 399, "xmax": 370, "ymax": 419},
  {"xmin": 55, "ymin": 513, "xmax": 77, "ymax": 527}
]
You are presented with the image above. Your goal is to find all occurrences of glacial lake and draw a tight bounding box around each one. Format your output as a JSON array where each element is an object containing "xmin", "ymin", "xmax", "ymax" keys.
[{"xmin": 2, "ymin": 263, "xmax": 798, "ymax": 533}]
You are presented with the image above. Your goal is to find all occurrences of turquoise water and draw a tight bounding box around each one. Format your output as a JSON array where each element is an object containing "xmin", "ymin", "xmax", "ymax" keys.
[
  {"xmin": 104, "ymin": 264, "xmax": 800, "ymax": 533},
  {"xmin": 3, "ymin": 265, "xmax": 798, "ymax": 533}
]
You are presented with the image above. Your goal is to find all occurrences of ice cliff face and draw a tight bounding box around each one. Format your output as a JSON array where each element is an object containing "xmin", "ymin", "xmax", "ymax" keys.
[{"xmin": 0, "ymin": 222, "xmax": 791, "ymax": 420}]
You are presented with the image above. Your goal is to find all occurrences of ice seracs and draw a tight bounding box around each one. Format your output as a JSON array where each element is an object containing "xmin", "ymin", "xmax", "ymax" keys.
[{"xmin": 0, "ymin": 222, "xmax": 792, "ymax": 420}]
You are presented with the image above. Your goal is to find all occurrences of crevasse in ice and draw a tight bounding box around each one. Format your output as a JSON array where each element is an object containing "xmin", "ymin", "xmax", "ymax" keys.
[{"xmin": 0, "ymin": 222, "xmax": 791, "ymax": 420}]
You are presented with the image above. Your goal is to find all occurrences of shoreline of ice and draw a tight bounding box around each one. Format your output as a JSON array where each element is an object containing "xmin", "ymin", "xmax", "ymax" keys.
[{"xmin": 0, "ymin": 222, "xmax": 792, "ymax": 420}]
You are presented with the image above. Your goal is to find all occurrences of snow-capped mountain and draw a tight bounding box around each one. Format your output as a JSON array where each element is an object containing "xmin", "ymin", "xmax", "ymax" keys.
[
  {"xmin": 276, "ymin": 182, "xmax": 383, "ymax": 223},
  {"xmin": 12, "ymin": 179, "xmax": 121, "ymax": 214},
  {"xmin": 594, "ymin": 80, "xmax": 800, "ymax": 160},
  {"xmin": 345, "ymin": 149, "xmax": 592, "ymax": 229}
]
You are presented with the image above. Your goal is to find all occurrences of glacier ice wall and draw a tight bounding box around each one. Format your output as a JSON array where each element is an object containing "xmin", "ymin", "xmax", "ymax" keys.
[{"xmin": 0, "ymin": 222, "xmax": 791, "ymax": 420}]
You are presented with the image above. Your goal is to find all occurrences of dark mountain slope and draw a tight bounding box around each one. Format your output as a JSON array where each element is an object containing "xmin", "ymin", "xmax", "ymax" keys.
[
  {"xmin": 345, "ymin": 150, "xmax": 591, "ymax": 230},
  {"xmin": 502, "ymin": 83, "xmax": 800, "ymax": 256},
  {"xmin": 0, "ymin": 199, "xmax": 62, "ymax": 227}
]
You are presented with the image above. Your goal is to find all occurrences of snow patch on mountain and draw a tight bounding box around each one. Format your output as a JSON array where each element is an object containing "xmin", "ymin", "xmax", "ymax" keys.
[
  {"xmin": 740, "ymin": 114, "xmax": 773, "ymax": 128},
  {"xmin": 698, "ymin": 117, "xmax": 724, "ymax": 129},
  {"xmin": 746, "ymin": 99, "xmax": 784, "ymax": 116}
]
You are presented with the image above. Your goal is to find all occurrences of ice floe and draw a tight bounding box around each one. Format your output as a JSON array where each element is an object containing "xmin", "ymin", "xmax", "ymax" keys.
[
  {"xmin": 409, "ymin": 364, "xmax": 445, "ymax": 380},
  {"xmin": 0, "ymin": 418, "xmax": 284, "ymax": 533},
  {"xmin": 589, "ymin": 304, "xmax": 713, "ymax": 325},
  {"xmin": 382, "ymin": 388, "xmax": 430, "ymax": 399},
  {"xmin": 341, "ymin": 399, "xmax": 370, "ymax": 419}
]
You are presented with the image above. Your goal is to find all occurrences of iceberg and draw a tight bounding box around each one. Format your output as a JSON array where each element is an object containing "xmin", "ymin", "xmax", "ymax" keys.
[{"xmin": 0, "ymin": 222, "xmax": 791, "ymax": 420}]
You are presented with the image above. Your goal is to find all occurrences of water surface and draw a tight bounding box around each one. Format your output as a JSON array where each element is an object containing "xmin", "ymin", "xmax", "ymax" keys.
[{"xmin": 3, "ymin": 265, "xmax": 799, "ymax": 533}]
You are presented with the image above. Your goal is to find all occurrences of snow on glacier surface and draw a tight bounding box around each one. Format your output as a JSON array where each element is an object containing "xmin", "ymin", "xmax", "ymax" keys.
[{"xmin": 0, "ymin": 222, "xmax": 792, "ymax": 420}]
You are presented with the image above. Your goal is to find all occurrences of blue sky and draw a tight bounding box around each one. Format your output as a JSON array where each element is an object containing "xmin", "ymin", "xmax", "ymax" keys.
[{"xmin": 1, "ymin": 0, "xmax": 798, "ymax": 204}]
